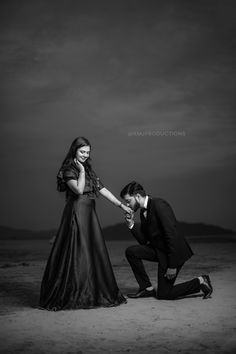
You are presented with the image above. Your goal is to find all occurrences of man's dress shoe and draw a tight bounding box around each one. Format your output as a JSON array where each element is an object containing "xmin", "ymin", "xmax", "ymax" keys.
[
  {"xmin": 200, "ymin": 274, "xmax": 213, "ymax": 299},
  {"xmin": 127, "ymin": 288, "xmax": 156, "ymax": 299}
]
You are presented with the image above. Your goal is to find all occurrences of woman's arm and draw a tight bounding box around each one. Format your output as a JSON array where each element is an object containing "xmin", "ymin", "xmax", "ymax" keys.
[
  {"xmin": 66, "ymin": 159, "xmax": 86, "ymax": 195},
  {"xmin": 99, "ymin": 187, "xmax": 132, "ymax": 214},
  {"xmin": 66, "ymin": 170, "xmax": 85, "ymax": 194}
]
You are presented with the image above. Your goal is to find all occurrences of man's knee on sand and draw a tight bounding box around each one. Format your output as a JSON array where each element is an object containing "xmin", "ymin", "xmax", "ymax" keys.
[{"xmin": 125, "ymin": 245, "xmax": 138, "ymax": 259}]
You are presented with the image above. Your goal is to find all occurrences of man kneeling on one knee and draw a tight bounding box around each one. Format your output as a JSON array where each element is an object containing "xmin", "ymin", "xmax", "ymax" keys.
[{"xmin": 120, "ymin": 181, "xmax": 213, "ymax": 300}]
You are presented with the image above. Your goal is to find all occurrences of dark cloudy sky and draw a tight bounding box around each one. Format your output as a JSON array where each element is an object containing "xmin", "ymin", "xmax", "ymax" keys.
[{"xmin": 0, "ymin": 0, "xmax": 235, "ymax": 231}]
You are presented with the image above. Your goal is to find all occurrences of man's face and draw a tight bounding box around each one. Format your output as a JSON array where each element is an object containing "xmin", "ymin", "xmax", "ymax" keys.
[{"xmin": 123, "ymin": 193, "xmax": 140, "ymax": 212}]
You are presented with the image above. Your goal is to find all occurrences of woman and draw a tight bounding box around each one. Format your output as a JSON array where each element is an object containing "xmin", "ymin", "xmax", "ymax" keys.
[{"xmin": 39, "ymin": 137, "xmax": 131, "ymax": 310}]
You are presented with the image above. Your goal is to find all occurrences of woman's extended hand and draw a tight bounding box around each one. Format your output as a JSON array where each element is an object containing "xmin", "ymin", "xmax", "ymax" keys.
[{"xmin": 120, "ymin": 204, "xmax": 133, "ymax": 215}]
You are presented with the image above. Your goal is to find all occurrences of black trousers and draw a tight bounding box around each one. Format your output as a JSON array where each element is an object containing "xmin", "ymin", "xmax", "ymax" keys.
[{"xmin": 126, "ymin": 244, "xmax": 201, "ymax": 300}]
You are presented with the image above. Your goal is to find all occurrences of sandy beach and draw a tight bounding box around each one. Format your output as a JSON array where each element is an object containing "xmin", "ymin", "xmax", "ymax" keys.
[{"xmin": 0, "ymin": 236, "xmax": 236, "ymax": 354}]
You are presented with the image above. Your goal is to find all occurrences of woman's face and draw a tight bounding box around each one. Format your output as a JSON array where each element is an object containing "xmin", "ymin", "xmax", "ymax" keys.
[{"xmin": 75, "ymin": 145, "xmax": 91, "ymax": 163}]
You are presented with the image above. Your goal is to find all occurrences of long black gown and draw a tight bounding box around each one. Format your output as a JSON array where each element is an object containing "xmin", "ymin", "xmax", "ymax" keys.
[{"xmin": 39, "ymin": 163, "xmax": 126, "ymax": 310}]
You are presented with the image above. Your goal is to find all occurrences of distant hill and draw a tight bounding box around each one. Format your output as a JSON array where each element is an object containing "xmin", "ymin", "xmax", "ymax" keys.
[
  {"xmin": 102, "ymin": 222, "xmax": 235, "ymax": 241},
  {"xmin": 0, "ymin": 222, "xmax": 234, "ymax": 240},
  {"xmin": 0, "ymin": 226, "xmax": 56, "ymax": 240}
]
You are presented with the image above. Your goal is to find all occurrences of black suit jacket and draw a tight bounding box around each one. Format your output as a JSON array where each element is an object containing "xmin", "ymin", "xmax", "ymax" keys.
[{"xmin": 130, "ymin": 197, "xmax": 193, "ymax": 269}]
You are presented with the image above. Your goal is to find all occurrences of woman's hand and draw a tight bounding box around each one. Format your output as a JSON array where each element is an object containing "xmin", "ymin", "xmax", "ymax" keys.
[
  {"xmin": 120, "ymin": 204, "xmax": 133, "ymax": 215},
  {"xmin": 74, "ymin": 158, "xmax": 85, "ymax": 173}
]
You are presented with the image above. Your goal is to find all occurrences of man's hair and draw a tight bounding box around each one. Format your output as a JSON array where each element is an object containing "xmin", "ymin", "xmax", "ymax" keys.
[{"xmin": 120, "ymin": 181, "xmax": 146, "ymax": 198}]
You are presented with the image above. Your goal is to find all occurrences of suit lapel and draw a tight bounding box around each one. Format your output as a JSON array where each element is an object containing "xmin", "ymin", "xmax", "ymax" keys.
[
  {"xmin": 146, "ymin": 196, "xmax": 153, "ymax": 225},
  {"xmin": 140, "ymin": 209, "xmax": 146, "ymax": 223},
  {"xmin": 140, "ymin": 196, "xmax": 153, "ymax": 227}
]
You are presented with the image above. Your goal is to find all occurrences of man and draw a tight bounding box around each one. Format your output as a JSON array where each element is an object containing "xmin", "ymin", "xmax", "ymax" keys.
[{"xmin": 120, "ymin": 181, "xmax": 213, "ymax": 300}]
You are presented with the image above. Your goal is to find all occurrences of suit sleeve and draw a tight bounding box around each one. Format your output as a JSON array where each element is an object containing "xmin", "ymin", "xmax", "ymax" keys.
[
  {"xmin": 129, "ymin": 224, "xmax": 147, "ymax": 245},
  {"xmin": 154, "ymin": 199, "xmax": 179, "ymax": 268}
]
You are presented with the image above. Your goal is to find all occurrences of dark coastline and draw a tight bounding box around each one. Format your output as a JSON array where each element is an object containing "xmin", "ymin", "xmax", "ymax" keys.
[{"xmin": 0, "ymin": 222, "xmax": 234, "ymax": 240}]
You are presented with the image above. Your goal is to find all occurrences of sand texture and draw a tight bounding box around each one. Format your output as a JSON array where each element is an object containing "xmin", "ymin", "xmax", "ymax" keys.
[{"xmin": 0, "ymin": 236, "xmax": 236, "ymax": 354}]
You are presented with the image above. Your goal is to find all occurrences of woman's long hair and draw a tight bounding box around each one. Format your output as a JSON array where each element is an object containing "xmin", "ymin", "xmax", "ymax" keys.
[{"xmin": 57, "ymin": 137, "xmax": 95, "ymax": 192}]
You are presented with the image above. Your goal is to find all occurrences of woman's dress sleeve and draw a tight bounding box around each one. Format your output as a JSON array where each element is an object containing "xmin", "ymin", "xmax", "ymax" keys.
[{"xmin": 63, "ymin": 167, "xmax": 79, "ymax": 182}]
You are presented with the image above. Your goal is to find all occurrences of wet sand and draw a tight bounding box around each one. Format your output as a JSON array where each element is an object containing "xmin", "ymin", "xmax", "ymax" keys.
[{"xmin": 0, "ymin": 236, "xmax": 236, "ymax": 353}]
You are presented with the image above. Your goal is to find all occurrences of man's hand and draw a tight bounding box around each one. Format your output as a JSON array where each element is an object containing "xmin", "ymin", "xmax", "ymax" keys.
[
  {"xmin": 164, "ymin": 268, "xmax": 177, "ymax": 280},
  {"xmin": 125, "ymin": 211, "xmax": 134, "ymax": 228}
]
